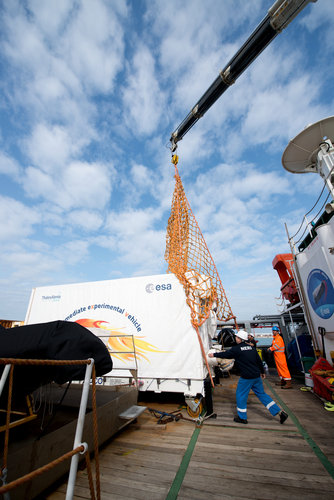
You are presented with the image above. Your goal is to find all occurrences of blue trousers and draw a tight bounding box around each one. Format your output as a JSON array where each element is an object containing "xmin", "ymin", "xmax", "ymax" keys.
[{"xmin": 236, "ymin": 377, "xmax": 280, "ymax": 420}]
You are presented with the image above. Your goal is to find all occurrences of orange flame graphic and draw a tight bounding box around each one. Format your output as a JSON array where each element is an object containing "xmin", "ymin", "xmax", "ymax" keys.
[
  {"xmin": 76, "ymin": 318, "xmax": 111, "ymax": 330},
  {"xmin": 76, "ymin": 318, "xmax": 169, "ymax": 362}
]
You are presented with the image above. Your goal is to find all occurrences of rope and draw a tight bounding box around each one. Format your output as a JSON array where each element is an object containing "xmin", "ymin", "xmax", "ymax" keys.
[
  {"xmin": 0, "ymin": 358, "xmax": 92, "ymax": 366},
  {"xmin": 91, "ymin": 365, "xmax": 101, "ymax": 500},
  {"xmin": 0, "ymin": 445, "xmax": 85, "ymax": 495},
  {"xmin": 84, "ymin": 450, "xmax": 96, "ymax": 500},
  {"xmin": 194, "ymin": 325, "xmax": 214, "ymax": 388}
]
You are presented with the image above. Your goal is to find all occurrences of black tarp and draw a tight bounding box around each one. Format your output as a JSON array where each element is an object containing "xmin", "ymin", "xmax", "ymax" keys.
[{"xmin": 0, "ymin": 320, "xmax": 112, "ymax": 398}]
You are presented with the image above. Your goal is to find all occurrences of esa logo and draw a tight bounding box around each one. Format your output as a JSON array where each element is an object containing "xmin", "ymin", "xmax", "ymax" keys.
[{"xmin": 145, "ymin": 283, "xmax": 172, "ymax": 293}]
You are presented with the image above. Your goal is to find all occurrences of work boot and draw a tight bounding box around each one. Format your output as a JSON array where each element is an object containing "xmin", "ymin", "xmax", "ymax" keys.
[
  {"xmin": 275, "ymin": 380, "xmax": 286, "ymax": 386},
  {"xmin": 233, "ymin": 416, "xmax": 248, "ymax": 424},
  {"xmin": 281, "ymin": 380, "xmax": 292, "ymax": 389},
  {"xmin": 279, "ymin": 410, "xmax": 288, "ymax": 424}
]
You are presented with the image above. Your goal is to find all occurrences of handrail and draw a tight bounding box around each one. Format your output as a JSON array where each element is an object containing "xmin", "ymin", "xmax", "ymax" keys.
[
  {"xmin": 0, "ymin": 358, "xmax": 99, "ymax": 500},
  {"xmin": 96, "ymin": 333, "xmax": 139, "ymax": 387}
]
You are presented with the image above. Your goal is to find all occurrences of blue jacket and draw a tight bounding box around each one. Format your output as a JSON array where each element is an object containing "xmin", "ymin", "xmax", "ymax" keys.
[{"xmin": 214, "ymin": 342, "xmax": 264, "ymax": 379}]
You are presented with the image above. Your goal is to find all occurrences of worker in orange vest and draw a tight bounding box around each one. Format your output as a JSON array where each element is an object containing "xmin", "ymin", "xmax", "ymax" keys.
[{"xmin": 268, "ymin": 326, "xmax": 292, "ymax": 389}]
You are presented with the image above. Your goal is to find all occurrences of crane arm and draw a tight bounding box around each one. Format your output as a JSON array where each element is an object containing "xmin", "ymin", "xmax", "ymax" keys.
[{"xmin": 170, "ymin": 0, "xmax": 316, "ymax": 151}]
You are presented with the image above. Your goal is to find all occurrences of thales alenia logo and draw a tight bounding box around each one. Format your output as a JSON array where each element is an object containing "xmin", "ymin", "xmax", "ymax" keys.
[
  {"xmin": 42, "ymin": 294, "xmax": 61, "ymax": 301},
  {"xmin": 145, "ymin": 283, "xmax": 172, "ymax": 293}
]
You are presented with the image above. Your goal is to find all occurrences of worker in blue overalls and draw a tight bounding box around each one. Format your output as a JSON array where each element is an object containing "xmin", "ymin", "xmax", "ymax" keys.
[{"xmin": 208, "ymin": 330, "xmax": 288, "ymax": 424}]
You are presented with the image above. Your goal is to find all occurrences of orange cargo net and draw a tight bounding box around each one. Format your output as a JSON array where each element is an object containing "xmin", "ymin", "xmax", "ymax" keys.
[{"xmin": 165, "ymin": 155, "xmax": 237, "ymax": 330}]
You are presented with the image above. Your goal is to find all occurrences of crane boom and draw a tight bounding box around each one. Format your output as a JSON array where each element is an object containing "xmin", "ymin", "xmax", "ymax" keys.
[{"xmin": 170, "ymin": 0, "xmax": 316, "ymax": 151}]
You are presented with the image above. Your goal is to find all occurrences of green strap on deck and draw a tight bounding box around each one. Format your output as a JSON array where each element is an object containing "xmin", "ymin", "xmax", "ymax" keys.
[
  {"xmin": 167, "ymin": 384, "xmax": 334, "ymax": 500},
  {"xmin": 166, "ymin": 425, "xmax": 201, "ymax": 500},
  {"xmin": 265, "ymin": 379, "xmax": 334, "ymax": 479}
]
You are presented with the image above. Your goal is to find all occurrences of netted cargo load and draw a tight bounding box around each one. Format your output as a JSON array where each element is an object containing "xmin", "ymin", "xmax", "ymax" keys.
[{"xmin": 165, "ymin": 155, "xmax": 236, "ymax": 330}]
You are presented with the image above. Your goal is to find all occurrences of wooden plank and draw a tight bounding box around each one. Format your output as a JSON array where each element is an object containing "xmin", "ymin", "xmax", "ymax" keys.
[
  {"xmin": 185, "ymin": 460, "xmax": 328, "ymax": 486},
  {"xmin": 45, "ymin": 375, "xmax": 334, "ymax": 499},
  {"xmin": 77, "ymin": 474, "xmax": 169, "ymax": 499},
  {"xmin": 193, "ymin": 438, "xmax": 322, "ymax": 461},
  {"xmin": 197, "ymin": 430, "xmax": 306, "ymax": 452},
  {"xmin": 178, "ymin": 492, "xmax": 245, "ymax": 500},
  {"xmin": 184, "ymin": 462, "xmax": 330, "ymax": 489},
  {"xmin": 94, "ymin": 452, "xmax": 183, "ymax": 473},
  {"xmin": 189, "ymin": 450, "xmax": 329, "ymax": 475},
  {"xmin": 178, "ymin": 480, "xmax": 328, "ymax": 500}
]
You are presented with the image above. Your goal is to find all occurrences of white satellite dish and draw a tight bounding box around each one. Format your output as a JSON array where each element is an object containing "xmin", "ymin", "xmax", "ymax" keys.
[{"xmin": 282, "ymin": 116, "xmax": 334, "ymax": 174}]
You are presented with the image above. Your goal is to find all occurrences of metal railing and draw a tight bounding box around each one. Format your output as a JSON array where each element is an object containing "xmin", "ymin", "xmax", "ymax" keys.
[
  {"xmin": 0, "ymin": 358, "xmax": 100, "ymax": 500},
  {"xmin": 98, "ymin": 334, "xmax": 139, "ymax": 387}
]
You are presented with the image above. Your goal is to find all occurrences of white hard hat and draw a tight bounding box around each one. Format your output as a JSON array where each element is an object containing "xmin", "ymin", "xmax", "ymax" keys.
[
  {"xmin": 249, "ymin": 331, "xmax": 255, "ymax": 337},
  {"xmin": 235, "ymin": 330, "xmax": 248, "ymax": 341}
]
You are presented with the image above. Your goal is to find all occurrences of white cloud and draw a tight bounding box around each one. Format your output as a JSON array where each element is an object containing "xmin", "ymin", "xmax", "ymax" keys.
[
  {"xmin": 3, "ymin": 0, "xmax": 127, "ymax": 95},
  {"xmin": 0, "ymin": 196, "xmax": 41, "ymax": 241},
  {"xmin": 190, "ymin": 162, "xmax": 291, "ymax": 212},
  {"xmin": 58, "ymin": 239, "xmax": 90, "ymax": 266},
  {"xmin": 60, "ymin": 0, "xmax": 127, "ymax": 95},
  {"xmin": 0, "ymin": 0, "xmax": 332, "ymax": 322},
  {"xmin": 148, "ymin": 0, "xmax": 264, "ymax": 75},
  {"xmin": 300, "ymin": 0, "xmax": 334, "ymax": 42},
  {"xmin": 119, "ymin": 229, "xmax": 166, "ymax": 272},
  {"xmin": 2, "ymin": 6, "xmax": 49, "ymax": 71},
  {"xmin": 67, "ymin": 210, "xmax": 104, "ymax": 232},
  {"xmin": 106, "ymin": 208, "xmax": 159, "ymax": 236},
  {"xmin": 228, "ymin": 268, "xmax": 282, "ymax": 319},
  {"xmin": 26, "ymin": 0, "xmax": 72, "ymax": 38},
  {"xmin": 23, "ymin": 167, "xmax": 56, "ymax": 200},
  {"xmin": 241, "ymin": 77, "xmax": 324, "ymax": 147},
  {"xmin": 1, "ymin": 0, "xmax": 122, "ymax": 160},
  {"xmin": 24, "ymin": 124, "xmax": 77, "ymax": 172},
  {"xmin": 62, "ymin": 161, "xmax": 113, "ymax": 210},
  {"xmin": 104, "ymin": 208, "xmax": 166, "ymax": 271},
  {"xmin": 122, "ymin": 43, "xmax": 165, "ymax": 135},
  {"xmin": 4, "ymin": 249, "xmax": 61, "ymax": 282},
  {"xmin": 119, "ymin": 163, "xmax": 156, "ymax": 206},
  {"xmin": 130, "ymin": 163, "xmax": 153, "ymax": 189},
  {"xmin": 23, "ymin": 161, "xmax": 114, "ymax": 211},
  {"xmin": 0, "ymin": 152, "xmax": 21, "ymax": 178}
]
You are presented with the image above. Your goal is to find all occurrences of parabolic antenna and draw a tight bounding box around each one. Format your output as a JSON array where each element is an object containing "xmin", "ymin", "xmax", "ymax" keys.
[{"xmin": 282, "ymin": 116, "xmax": 334, "ymax": 173}]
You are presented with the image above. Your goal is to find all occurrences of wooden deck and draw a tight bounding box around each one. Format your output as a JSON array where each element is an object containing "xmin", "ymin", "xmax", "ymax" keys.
[{"xmin": 47, "ymin": 374, "xmax": 334, "ymax": 499}]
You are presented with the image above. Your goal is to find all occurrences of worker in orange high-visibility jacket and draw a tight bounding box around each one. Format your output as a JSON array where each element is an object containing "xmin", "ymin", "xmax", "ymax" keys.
[{"xmin": 268, "ymin": 326, "xmax": 292, "ymax": 389}]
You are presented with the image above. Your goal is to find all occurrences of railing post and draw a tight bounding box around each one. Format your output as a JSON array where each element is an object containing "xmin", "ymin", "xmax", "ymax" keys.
[
  {"xmin": 0, "ymin": 364, "xmax": 11, "ymax": 396},
  {"xmin": 65, "ymin": 359, "xmax": 94, "ymax": 500}
]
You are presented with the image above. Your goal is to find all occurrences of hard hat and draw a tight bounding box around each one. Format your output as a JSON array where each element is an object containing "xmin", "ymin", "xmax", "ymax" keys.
[
  {"xmin": 235, "ymin": 330, "xmax": 248, "ymax": 341},
  {"xmin": 248, "ymin": 331, "xmax": 255, "ymax": 337},
  {"xmin": 272, "ymin": 326, "xmax": 279, "ymax": 332}
]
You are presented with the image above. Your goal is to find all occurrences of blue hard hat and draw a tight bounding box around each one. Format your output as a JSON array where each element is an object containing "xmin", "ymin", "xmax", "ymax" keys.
[{"xmin": 272, "ymin": 326, "xmax": 279, "ymax": 331}]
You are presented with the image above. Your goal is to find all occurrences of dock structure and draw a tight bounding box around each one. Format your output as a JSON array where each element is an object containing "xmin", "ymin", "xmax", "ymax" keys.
[{"xmin": 46, "ymin": 374, "xmax": 334, "ymax": 499}]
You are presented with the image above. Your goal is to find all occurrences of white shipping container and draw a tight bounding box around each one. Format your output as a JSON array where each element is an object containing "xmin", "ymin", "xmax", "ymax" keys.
[{"xmin": 25, "ymin": 273, "xmax": 216, "ymax": 397}]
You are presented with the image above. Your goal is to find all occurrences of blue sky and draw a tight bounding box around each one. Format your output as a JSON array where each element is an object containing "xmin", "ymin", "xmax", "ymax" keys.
[{"xmin": 0, "ymin": 0, "xmax": 333, "ymax": 322}]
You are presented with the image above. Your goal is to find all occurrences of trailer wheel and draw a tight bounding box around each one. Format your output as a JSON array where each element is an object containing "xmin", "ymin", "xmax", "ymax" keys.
[{"xmin": 186, "ymin": 399, "xmax": 203, "ymax": 418}]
